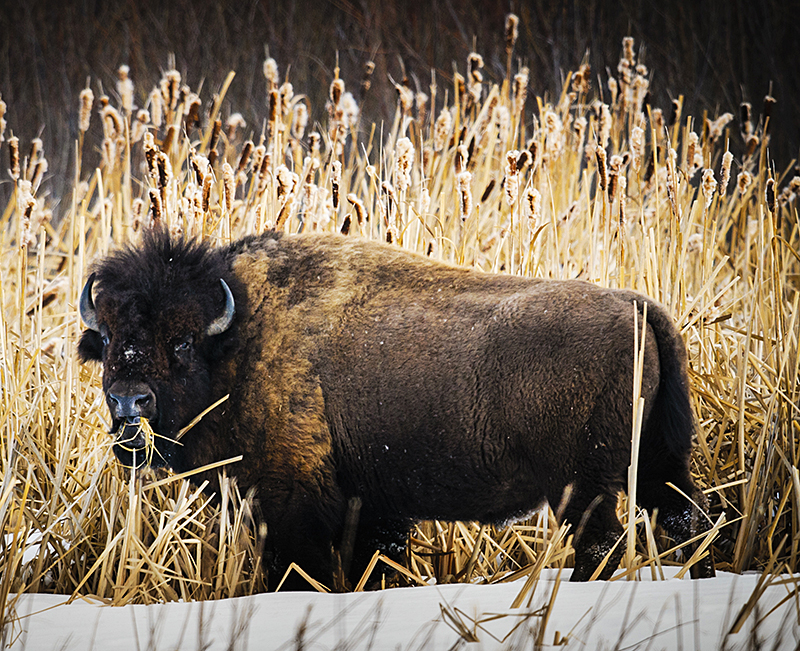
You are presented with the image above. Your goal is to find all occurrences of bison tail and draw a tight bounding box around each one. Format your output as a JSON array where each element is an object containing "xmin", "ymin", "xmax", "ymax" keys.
[{"xmin": 637, "ymin": 300, "xmax": 695, "ymax": 464}]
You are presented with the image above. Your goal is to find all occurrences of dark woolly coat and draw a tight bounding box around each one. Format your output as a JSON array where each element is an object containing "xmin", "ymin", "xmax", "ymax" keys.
[{"xmin": 79, "ymin": 230, "xmax": 714, "ymax": 588}]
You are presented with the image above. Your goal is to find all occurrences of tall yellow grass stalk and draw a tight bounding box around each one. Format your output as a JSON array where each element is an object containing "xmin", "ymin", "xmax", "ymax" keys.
[{"xmin": 1, "ymin": 31, "xmax": 798, "ymax": 618}]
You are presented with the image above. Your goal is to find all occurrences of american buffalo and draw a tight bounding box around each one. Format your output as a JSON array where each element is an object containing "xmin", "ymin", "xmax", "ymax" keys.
[{"xmin": 78, "ymin": 229, "xmax": 714, "ymax": 589}]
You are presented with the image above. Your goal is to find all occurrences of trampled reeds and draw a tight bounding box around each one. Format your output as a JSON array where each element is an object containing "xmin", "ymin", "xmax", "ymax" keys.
[{"xmin": 1, "ymin": 25, "xmax": 799, "ymax": 625}]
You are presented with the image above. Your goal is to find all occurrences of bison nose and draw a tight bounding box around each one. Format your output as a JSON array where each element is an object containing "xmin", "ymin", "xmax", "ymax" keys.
[{"xmin": 108, "ymin": 385, "xmax": 156, "ymax": 422}]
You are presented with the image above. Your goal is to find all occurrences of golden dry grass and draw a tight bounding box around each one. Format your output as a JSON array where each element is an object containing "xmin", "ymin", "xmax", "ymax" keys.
[{"xmin": 1, "ymin": 25, "xmax": 799, "ymax": 626}]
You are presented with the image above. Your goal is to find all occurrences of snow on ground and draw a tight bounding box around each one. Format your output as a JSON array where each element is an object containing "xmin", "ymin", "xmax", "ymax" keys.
[{"xmin": 5, "ymin": 569, "xmax": 799, "ymax": 650}]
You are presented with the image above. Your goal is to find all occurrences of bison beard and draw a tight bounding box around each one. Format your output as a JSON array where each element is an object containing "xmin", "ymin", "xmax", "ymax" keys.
[{"xmin": 78, "ymin": 229, "xmax": 715, "ymax": 589}]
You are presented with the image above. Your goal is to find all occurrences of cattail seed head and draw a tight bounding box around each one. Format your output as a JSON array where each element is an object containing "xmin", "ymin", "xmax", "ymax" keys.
[
  {"xmin": 395, "ymin": 137, "xmax": 414, "ymax": 193},
  {"xmin": 608, "ymin": 154, "xmax": 622, "ymax": 201},
  {"xmin": 433, "ymin": 108, "xmax": 452, "ymax": 152},
  {"xmin": 149, "ymin": 88, "xmax": 163, "ymax": 129},
  {"xmin": 222, "ymin": 161, "xmax": 235, "ymax": 213},
  {"xmin": 117, "ymin": 65, "xmax": 134, "ymax": 113},
  {"xmin": 149, "ymin": 188, "xmax": 162, "ymax": 228},
  {"xmin": 347, "ymin": 193, "xmax": 367, "ymax": 226},
  {"xmin": 504, "ymin": 150, "xmax": 519, "ymax": 206},
  {"xmin": 595, "ymin": 145, "xmax": 608, "ymax": 192},
  {"xmin": 513, "ymin": 67, "xmax": 529, "ymax": 116},
  {"xmin": 701, "ymin": 168, "xmax": 717, "ymax": 209},
  {"xmin": 263, "ymin": 57, "xmax": 279, "ymax": 91},
  {"xmin": 131, "ymin": 197, "xmax": 145, "ymax": 232},
  {"xmin": 598, "ymin": 103, "xmax": 611, "ymax": 148},
  {"xmin": 765, "ymin": 178, "xmax": 776, "ymax": 214},
  {"xmin": 131, "ymin": 109, "xmax": 150, "ymax": 143},
  {"xmin": 292, "ymin": 103, "xmax": 309, "ymax": 140},
  {"xmin": 631, "ymin": 126, "xmax": 644, "ymax": 173},
  {"xmin": 505, "ymin": 14, "xmax": 519, "ymax": 56},
  {"xmin": 331, "ymin": 160, "xmax": 342, "ymax": 209},
  {"xmin": 707, "ymin": 112, "xmax": 733, "ymax": 142},
  {"xmin": 457, "ymin": 170, "xmax": 473, "ymax": 221},
  {"xmin": 737, "ymin": 170, "xmax": 752, "ymax": 195},
  {"xmin": 623, "ymin": 37, "xmax": 635, "ymax": 64},
  {"xmin": 686, "ymin": 131, "xmax": 699, "ymax": 171},
  {"xmin": 526, "ymin": 186, "xmax": 542, "ymax": 223},
  {"xmin": 719, "ymin": 150, "xmax": 733, "ymax": 196},
  {"xmin": 330, "ymin": 78, "xmax": 345, "ymax": 107},
  {"xmin": 79, "ymin": 87, "xmax": 94, "ymax": 132},
  {"xmin": 9, "ymin": 135, "xmax": 20, "ymax": 181}
]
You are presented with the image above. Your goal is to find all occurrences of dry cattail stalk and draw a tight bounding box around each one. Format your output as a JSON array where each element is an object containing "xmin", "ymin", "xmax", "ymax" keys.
[
  {"xmin": 504, "ymin": 150, "xmax": 519, "ymax": 206},
  {"xmin": 719, "ymin": 150, "xmax": 733, "ymax": 196},
  {"xmin": 79, "ymin": 87, "xmax": 94, "ymax": 133},
  {"xmin": 595, "ymin": 145, "xmax": 608, "ymax": 192},
  {"xmin": 395, "ymin": 137, "xmax": 414, "ymax": 193},
  {"xmin": 701, "ymin": 168, "xmax": 717, "ymax": 210},
  {"xmin": 263, "ymin": 57, "xmax": 279, "ymax": 91},
  {"xmin": 149, "ymin": 88, "xmax": 163, "ymax": 129},
  {"xmin": 331, "ymin": 160, "xmax": 342, "ymax": 209},
  {"xmin": 631, "ymin": 126, "xmax": 644, "ymax": 173},
  {"xmin": 222, "ymin": 162, "xmax": 235, "ymax": 213},
  {"xmin": 117, "ymin": 65, "xmax": 134, "ymax": 113},
  {"xmin": 433, "ymin": 108, "xmax": 452, "ymax": 152},
  {"xmin": 458, "ymin": 170, "xmax": 473, "ymax": 221},
  {"xmin": 665, "ymin": 147, "xmax": 679, "ymax": 217},
  {"xmin": 737, "ymin": 170, "xmax": 753, "ymax": 195}
]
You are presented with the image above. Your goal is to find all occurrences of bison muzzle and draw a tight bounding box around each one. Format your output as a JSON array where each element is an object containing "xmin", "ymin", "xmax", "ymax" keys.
[{"xmin": 78, "ymin": 229, "xmax": 715, "ymax": 588}]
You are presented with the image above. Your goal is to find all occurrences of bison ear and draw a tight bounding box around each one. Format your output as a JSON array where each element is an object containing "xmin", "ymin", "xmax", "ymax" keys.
[{"xmin": 78, "ymin": 329, "xmax": 104, "ymax": 362}]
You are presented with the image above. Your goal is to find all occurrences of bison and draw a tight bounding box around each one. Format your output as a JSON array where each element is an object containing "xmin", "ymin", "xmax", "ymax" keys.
[{"xmin": 78, "ymin": 229, "xmax": 714, "ymax": 589}]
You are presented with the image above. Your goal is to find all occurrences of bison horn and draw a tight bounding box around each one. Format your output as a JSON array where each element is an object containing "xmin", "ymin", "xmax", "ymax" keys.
[
  {"xmin": 79, "ymin": 273, "xmax": 99, "ymax": 332},
  {"xmin": 207, "ymin": 279, "xmax": 235, "ymax": 336}
]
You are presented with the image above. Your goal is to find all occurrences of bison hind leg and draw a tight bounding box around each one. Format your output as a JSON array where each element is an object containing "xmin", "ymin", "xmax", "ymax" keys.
[
  {"xmin": 562, "ymin": 490, "xmax": 625, "ymax": 582},
  {"xmin": 638, "ymin": 471, "xmax": 716, "ymax": 579},
  {"xmin": 346, "ymin": 516, "xmax": 411, "ymax": 588}
]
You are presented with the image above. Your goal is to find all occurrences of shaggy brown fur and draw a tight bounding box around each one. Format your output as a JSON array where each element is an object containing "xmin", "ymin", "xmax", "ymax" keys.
[{"xmin": 79, "ymin": 230, "xmax": 715, "ymax": 589}]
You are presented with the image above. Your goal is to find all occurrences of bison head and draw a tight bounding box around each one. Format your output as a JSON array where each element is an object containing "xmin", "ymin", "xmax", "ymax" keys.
[{"xmin": 78, "ymin": 232, "xmax": 237, "ymax": 470}]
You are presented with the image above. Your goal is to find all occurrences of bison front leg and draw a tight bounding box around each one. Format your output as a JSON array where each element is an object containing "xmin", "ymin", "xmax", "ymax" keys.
[
  {"xmin": 264, "ymin": 485, "xmax": 346, "ymax": 591},
  {"xmin": 562, "ymin": 489, "xmax": 625, "ymax": 581}
]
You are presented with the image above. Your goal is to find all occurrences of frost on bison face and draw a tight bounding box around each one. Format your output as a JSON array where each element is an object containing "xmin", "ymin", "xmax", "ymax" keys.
[{"xmin": 79, "ymin": 229, "xmax": 715, "ymax": 590}]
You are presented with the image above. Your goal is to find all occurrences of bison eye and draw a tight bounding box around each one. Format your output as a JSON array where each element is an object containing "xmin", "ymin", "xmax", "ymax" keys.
[
  {"xmin": 173, "ymin": 335, "xmax": 194, "ymax": 355},
  {"xmin": 100, "ymin": 325, "xmax": 111, "ymax": 347}
]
